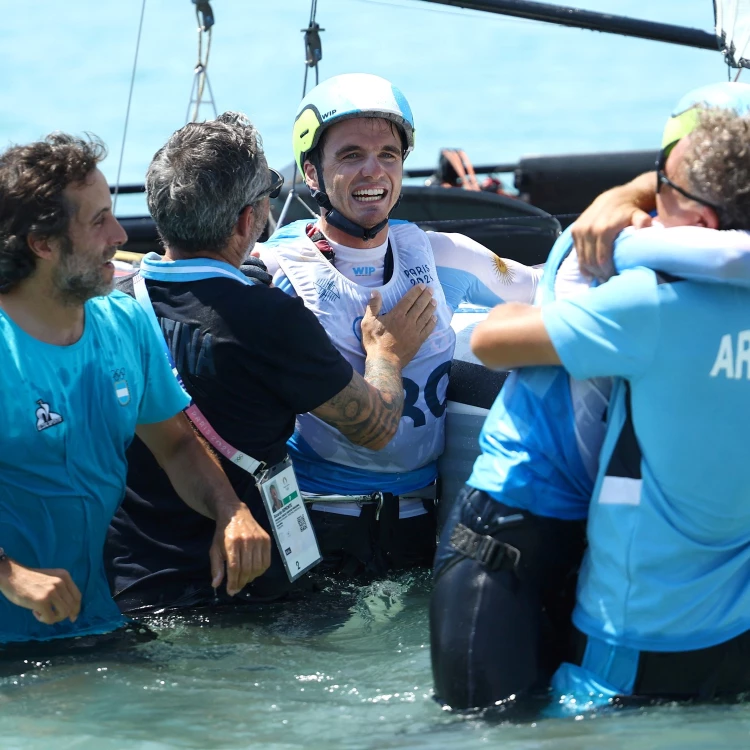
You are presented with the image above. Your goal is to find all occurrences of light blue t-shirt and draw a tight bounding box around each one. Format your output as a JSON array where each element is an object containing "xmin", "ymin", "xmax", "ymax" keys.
[
  {"xmin": 467, "ymin": 227, "xmax": 604, "ymax": 520},
  {"xmin": 468, "ymin": 224, "xmax": 750, "ymax": 521},
  {"xmin": 0, "ymin": 290, "xmax": 190, "ymax": 643},
  {"xmin": 544, "ymin": 268, "xmax": 750, "ymax": 654}
]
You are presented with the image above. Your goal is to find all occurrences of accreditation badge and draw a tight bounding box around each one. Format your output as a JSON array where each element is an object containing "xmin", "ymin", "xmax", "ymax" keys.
[{"xmin": 259, "ymin": 457, "xmax": 321, "ymax": 581}]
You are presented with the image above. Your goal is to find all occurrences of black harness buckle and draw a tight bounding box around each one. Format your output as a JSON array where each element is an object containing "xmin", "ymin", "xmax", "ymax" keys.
[{"xmin": 449, "ymin": 523, "xmax": 521, "ymax": 573}]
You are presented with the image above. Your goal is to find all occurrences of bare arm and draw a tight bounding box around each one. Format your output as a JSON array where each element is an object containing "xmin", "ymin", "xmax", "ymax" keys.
[
  {"xmin": 312, "ymin": 284, "xmax": 437, "ymax": 450},
  {"xmin": 312, "ymin": 358, "xmax": 404, "ymax": 451},
  {"xmin": 572, "ymin": 171, "xmax": 656, "ymax": 280},
  {"xmin": 470, "ymin": 302, "xmax": 561, "ymax": 370},
  {"xmin": 136, "ymin": 413, "xmax": 271, "ymax": 595},
  {"xmin": 0, "ymin": 558, "xmax": 82, "ymax": 626}
]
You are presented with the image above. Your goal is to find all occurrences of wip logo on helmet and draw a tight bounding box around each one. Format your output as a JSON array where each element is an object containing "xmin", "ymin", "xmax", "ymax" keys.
[{"xmin": 321, "ymin": 109, "xmax": 337, "ymax": 120}]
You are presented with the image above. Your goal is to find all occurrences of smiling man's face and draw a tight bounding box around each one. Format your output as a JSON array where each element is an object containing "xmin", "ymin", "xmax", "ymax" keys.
[
  {"xmin": 305, "ymin": 117, "xmax": 404, "ymax": 235},
  {"xmin": 51, "ymin": 168, "xmax": 128, "ymax": 304}
]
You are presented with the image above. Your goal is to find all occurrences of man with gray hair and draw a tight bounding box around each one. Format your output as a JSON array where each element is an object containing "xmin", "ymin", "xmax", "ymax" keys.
[
  {"xmin": 106, "ymin": 112, "xmax": 436, "ymax": 611},
  {"xmin": 467, "ymin": 105, "xmax": 750, "ymax": 704}
]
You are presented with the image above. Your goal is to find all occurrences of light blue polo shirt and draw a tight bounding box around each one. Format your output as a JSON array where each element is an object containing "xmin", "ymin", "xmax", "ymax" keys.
[
  {"xmin": 467, "ymin": 228, "xmax": 600, "ymax": 520},
  {"xmin": 543, "ymin": 268, "xmax": 750, "ymax": 656},
  {"xmin": 0, "ymin": 290, "xmax": 189, "ymax": 643},
  {"xmin": 467, "ymin": 224, "xmax": 750, "ymax": 522}
]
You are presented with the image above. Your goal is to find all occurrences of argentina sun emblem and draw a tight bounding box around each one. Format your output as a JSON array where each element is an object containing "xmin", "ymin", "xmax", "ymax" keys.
[{"xmin": 112, "ymin": 368, "xmax": 131, "ymax": 406}]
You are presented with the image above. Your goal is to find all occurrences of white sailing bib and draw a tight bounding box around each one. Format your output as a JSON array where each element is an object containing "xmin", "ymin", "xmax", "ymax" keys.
[{"xmin": 273, "ymin": 223, "xmax": 456, "ymax": 474}]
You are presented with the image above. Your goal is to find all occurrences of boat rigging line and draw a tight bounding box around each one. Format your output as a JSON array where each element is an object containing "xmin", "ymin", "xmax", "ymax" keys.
[
  {"xmin": 186, "ymin": 0, "xmax": 218, "ymax": 123},
  {"xmin": 277, "ymin": 0, "xmax": 323, "ymax": 227},
  {"xmin": 113, "ymin": 0, "xmax": 148, "ymax": 215}
]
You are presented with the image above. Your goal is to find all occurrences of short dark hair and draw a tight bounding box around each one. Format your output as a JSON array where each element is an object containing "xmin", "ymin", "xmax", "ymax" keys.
[
  {"xmin": 0, "ymin": 133, "xmax": 106, "ymax": 292},
  {"xmin": 146, "ymin": 112, "xmax": 269, "ymax": 255},
  {"xmin": 684, "ymin": 108, "xmax": 750, "ymax": 230}
]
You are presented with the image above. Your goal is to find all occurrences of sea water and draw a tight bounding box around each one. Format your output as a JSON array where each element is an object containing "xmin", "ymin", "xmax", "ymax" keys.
[
  {"xmin": 1, "ymin": 1, "xmax": 749, "ymax": 747},
  {"xmin": 0, "ymin": 574, "xmax": 748, "ymax": 749}
]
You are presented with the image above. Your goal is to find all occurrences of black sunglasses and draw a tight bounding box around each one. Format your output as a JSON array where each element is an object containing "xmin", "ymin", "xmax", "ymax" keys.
[
  {"xmin": 239, "ymin": 169, "xmax": 284, "ymax": 216},
  {"xmin": 262, "ymin": 168, "xmax": 284, "ymax": 200},
  {"xmin": 655, "ymin": 148, "xmax": 721, "ymax": 213}
]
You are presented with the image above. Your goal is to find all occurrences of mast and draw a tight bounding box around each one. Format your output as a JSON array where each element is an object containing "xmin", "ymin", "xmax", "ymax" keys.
[{"xmin": 415, "ymin": 0, "xmax": 720, "ymax": 52}]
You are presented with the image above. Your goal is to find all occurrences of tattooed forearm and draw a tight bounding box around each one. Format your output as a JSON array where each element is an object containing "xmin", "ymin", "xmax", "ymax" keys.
[{"xmin": 311, "ymin": 353, "xmax": 404, "ymax": 451}]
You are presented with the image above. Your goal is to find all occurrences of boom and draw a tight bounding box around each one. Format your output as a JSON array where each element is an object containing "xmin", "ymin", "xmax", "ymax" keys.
[{"xmin": 415, "ymin": 0, "xmax": 720, "ymax": 52}]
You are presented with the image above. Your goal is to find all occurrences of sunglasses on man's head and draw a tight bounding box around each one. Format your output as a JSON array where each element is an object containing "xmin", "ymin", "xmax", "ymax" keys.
[
  {"xmin": 655, "ymin": 147, "xmax": 721, "ymax": 213},
  {"xmin": 263, "ymin": 168, "xmax": 284, "ymax": 200},
  {"xmin": 239, "ymin": 169, "xmax": 284, "ymax": 216}
]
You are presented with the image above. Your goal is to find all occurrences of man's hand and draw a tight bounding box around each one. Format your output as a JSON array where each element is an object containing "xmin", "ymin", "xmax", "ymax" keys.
[
  {"xmin": 0, "ymin": 559, "xmax": 82, "ymax": 625},
  {"xmin": 240, "ymin": 256, "xmax": 273, "ymax": 286},
  {"xmin": 361, "ymin": 284, "xmax": 437, "ymax": 368},
  {"xmin": 210, "ymin": 504, "xmax": 271, "ymax": 596},
  {"xmin": 137, "ymin": 414, "xmax": 272, "ymax": 597},
  {"xmin": 572, "ymin": 171, "xmax": 656, "ymax": 281}
]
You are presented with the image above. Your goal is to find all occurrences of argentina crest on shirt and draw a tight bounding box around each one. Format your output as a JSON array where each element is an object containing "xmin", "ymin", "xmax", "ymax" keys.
[{"xmin": 112, "ymin": 368, "xmax": 130, "ymax": 406}]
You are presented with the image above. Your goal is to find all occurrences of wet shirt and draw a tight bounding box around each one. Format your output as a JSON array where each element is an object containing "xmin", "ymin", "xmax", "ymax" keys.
[
  {"xmin": 544, "ymin": 268, "xmax": 750, "ymax": 652},
  {"xmin": 107, "ymin": 271, "xmax": 353, "ymax": 603},
  {"xmin": 0, "ymin": 291, "xmax": 188, "ymax": 643}
]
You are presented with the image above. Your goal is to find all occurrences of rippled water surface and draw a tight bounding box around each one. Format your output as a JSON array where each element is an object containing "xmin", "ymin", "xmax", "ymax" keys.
[{"xmin": 1, "ymin": 573, "xmax": 748, "ymax": 750}]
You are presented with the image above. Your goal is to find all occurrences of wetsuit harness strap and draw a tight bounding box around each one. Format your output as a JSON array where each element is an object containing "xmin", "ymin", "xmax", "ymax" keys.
[
  {"xmin": 302, "ymin": 482, "xmax": 437, "ymax": 521},
  {"xmin": 302, "ymin": 491, "xmax": 383, "ymax": 505},
  {"xmin": 305, "ymin": 223, "xmax": 395, "ymax": 283},
  {"xmin": 449, "ymin": 523, "xmax": 521, "ymax": 572}
]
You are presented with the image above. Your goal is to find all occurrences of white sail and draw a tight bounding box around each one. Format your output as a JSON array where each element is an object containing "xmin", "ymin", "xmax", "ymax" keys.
[{"xmin": 716, "ymin": 0, "xmax": 750, "ymax": 67}]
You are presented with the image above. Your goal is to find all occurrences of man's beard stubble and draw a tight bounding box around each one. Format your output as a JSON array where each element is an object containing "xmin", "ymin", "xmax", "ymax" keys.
[{"xmin": 53, "ymin": 234, "xmax": 116, "ymax": 306}]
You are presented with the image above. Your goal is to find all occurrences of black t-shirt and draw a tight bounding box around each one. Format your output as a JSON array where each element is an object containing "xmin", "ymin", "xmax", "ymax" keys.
[{"xmin": 106, "ymin": 275, "xmax": 353, "ymax": 607}]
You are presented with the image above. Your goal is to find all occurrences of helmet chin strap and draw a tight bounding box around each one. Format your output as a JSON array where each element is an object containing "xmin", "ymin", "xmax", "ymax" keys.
[{"xmin": 309, "ymin": 155, "xmax": 400, "ymax": 242}]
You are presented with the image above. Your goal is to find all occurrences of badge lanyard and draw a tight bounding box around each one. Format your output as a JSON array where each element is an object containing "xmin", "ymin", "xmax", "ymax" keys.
[{"xmin": 133, "ymin": 256, "xmax": 321, "ymax": 581}]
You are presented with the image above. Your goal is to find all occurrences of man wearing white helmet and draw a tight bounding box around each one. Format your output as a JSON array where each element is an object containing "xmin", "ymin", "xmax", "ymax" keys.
[
  {"xmin": 259, "ymin": 73, "xmax": 543, "ymax": 576},
  {"xmin": 432, "ymin": 83, "xmax": 750, "ymax": 710}
]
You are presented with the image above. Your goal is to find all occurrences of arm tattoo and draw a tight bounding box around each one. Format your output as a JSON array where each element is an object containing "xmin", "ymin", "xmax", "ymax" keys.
[{"xmin": 312, "ymin": 355, "xmax": 404, "ymax": 450}]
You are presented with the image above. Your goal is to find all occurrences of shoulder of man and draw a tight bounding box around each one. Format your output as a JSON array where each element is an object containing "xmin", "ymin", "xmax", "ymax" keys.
[
  {"xmin": 86, "ymin": 287, "xmax": 151, "ymax": 338},
  {"xmin": 115, "ymin": 274, "xmax": 135, "ymax": 297}
]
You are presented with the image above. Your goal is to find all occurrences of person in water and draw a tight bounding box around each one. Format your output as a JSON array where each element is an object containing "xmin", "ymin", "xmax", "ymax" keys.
[
  {"xmin": 106, "ymin": 112, "xmax": 435, "ymax": 612},
  {"xmin": 0, "ymin": 133, "xmax": 269, "ymax": 646},
  {"xmin": 258, "ymin": 73, "xmax": 545, "ymax": 577},
  {"xmin": 467, "ymin": 104, "xmax": 750, "ymax": 705},
  {"xmin": 430, "ymin": 81, "xmax": 750, "ymax": 709}
]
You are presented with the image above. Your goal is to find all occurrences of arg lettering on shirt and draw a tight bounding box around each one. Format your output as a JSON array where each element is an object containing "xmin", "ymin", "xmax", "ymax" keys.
[{"xmin": 709, "ymin": 330, "xmax": 750, "ymax": 379}]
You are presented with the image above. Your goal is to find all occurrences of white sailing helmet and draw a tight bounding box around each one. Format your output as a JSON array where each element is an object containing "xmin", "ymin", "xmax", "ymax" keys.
[
  {"xmin": 292, "ymin": 73, "xmax": 415, "ymax": 173},
  {"xmin": 662, "ymin": 81, "xmax": 750, "ymax": 151}
]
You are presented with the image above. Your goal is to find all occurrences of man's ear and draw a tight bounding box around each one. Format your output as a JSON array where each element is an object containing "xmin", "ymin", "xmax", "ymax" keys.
[
  {"xmin": 303, "ymin": 159, "xmax": 319, "ymax": 191},
  {"xmin": 700, "ymin": 206, "xmax": 720, "ymax": 230},
  {"xmin": 26, "ymin": 233, "xmax": 55, "ymax": 260},
  {"xmin": 237, "ymin": 205, "xmax": 255, "ymax": 240}
]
